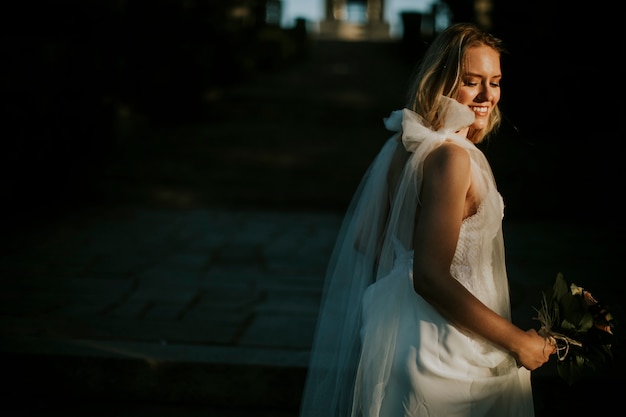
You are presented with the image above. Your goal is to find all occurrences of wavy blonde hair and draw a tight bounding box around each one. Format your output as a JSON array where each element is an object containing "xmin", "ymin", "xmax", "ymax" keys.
[{"xmin": 406, "ymin": 23, "xmax": 506, "ymax": 143}]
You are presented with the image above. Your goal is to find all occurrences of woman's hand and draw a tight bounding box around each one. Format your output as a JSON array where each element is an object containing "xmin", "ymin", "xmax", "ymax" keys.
[{"xmin": 514, "ymin": 328, "xmax": 556, "ymax": 371}]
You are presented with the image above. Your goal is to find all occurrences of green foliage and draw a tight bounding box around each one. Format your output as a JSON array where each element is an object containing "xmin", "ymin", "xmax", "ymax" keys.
[{"xmin": 536, "ymin": 273, "xmax": 615, "ymax": 385}]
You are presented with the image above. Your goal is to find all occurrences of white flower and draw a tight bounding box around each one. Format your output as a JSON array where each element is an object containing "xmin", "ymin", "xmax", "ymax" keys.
[{"xmin": 570, "ymin": 283, "xmax": 584, "ymax": 296}]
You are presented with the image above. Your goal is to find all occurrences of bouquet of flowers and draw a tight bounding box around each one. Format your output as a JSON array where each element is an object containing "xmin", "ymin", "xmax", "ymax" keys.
[{"xmin": 534, "ymin": 272, "xmax": 615, "ymax": 385}]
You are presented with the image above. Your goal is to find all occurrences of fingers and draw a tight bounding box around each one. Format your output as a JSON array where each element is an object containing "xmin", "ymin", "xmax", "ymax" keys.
[
  {"xmin": 547, "ymin": 337, "xmax": 557, "ymax": 355},
  {"xmin": 542, "ymin": 337, "xmax": 557, "ymax": 359}
]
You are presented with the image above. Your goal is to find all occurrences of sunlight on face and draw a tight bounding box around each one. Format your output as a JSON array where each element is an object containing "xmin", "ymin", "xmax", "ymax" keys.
[{"xmin": 455, "ymin": 45, "xmax": 502, "ymax": 131}]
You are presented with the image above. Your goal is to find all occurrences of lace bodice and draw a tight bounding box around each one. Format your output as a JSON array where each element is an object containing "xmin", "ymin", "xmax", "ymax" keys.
[{"xmin": 451, "ymin": 188, "xmax": 505, "ymax": 310}]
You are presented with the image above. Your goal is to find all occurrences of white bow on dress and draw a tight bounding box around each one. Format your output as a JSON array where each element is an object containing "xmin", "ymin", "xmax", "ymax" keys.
[{"xmin": 384, "ymin": 96, "xmax": 476, "ymax": 152}]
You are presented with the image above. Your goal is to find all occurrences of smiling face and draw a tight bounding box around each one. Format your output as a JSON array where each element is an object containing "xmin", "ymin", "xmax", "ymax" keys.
[{"xmin": 455, "ymin": 45, "xmax": 502, "ymax": 133}]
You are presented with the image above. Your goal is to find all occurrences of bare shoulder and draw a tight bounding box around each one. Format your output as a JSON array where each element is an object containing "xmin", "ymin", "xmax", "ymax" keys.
[
  {"xmin": 420, "ymin": 141, "xmax": 474, "ymax": 219},
  {"xmin": 424, "ymin": 141, "xmax": 471, "ymax": 176}
]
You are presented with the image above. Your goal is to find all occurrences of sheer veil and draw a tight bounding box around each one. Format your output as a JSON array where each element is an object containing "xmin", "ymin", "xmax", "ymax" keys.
[{"xmin": 299, "ymin": 97, "xmax": 512, "ymax": 417}]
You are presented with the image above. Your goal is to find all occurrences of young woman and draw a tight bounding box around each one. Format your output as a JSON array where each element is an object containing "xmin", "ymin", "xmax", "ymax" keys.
[{"xmin": 299, "ymin": 23, "xmax": 554, "ymax": 417}]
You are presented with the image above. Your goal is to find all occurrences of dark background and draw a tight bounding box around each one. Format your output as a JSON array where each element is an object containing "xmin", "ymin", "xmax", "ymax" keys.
[
  {"xmin": 1, "ymin": 2, "xmax": 624, "ymax": 416},
  {"xmin": 2, "ymin": 0, "xmax": 623, "ymax": 228}
]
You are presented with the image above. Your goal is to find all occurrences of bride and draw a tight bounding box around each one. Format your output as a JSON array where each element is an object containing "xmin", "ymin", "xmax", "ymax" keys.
[{"xmin": 299, "ymin": 23, "xmax": 554, "ymax": 417}]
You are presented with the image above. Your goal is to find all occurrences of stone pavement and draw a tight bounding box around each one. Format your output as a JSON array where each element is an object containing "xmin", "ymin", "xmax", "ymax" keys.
[
  {"xmin": 1, "ymin": 203, "xmax": 624, "ymax": 416},
  {"xmin": 1, "ymin": 206, "xmax": 340, "ymax": 416}
]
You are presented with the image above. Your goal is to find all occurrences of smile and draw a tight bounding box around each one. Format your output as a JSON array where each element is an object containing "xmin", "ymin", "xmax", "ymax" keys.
[{"xmin": 469, "ymin": 106, "xmax": 488, "ymax": 114}]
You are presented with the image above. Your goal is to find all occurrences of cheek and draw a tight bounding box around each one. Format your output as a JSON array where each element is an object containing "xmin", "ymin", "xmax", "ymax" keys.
[{"xmin": 492, "ymin": 89, "xmax": 501, "ymax": 104}]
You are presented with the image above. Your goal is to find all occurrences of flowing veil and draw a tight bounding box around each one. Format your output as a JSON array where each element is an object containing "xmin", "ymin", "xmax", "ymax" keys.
[{"xmin": 299, "ymin": 97, "xmax": 513, "ymax": 417}]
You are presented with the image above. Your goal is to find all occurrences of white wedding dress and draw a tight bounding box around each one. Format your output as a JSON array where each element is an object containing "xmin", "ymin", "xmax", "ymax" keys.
[{"xmin": 299, "ymin": 97, "xmax": 535, "ymax": 417}]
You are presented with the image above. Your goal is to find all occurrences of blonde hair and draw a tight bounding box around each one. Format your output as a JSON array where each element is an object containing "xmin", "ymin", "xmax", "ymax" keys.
[{"xmin": 406, "ymin": 23, "xmax": 506, "ymax": 143}]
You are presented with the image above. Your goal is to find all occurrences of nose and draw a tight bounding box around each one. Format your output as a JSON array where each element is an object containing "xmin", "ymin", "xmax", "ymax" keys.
[{"xmin": 476, "ymin": 83, "xmax": 493, "ymax": 102}]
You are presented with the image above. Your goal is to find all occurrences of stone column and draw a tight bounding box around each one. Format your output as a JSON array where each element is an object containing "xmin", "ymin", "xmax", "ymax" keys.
[
  {"xmin": 324, "ymin": 0, "xmax": 334, "ymax": 21},
  {"xmin": 323, "ymin": 0, "xmax": 349, "ymax": 21},
  {"xmin": 367, "ymin": 0, "xmax": 384, "ymax": 23},
  {"xmin": 366, "ymin": 0, "xmax": 389, "ymax": 39},
  {"xmin": 320, "ymin": 0, "xmax": 347, "ymax": 37}
]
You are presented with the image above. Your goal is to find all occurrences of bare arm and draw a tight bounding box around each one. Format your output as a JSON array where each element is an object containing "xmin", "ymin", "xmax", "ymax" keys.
[{"xmin": 412, "ymin": 143, "xmax": 552, "ymax": 371}]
